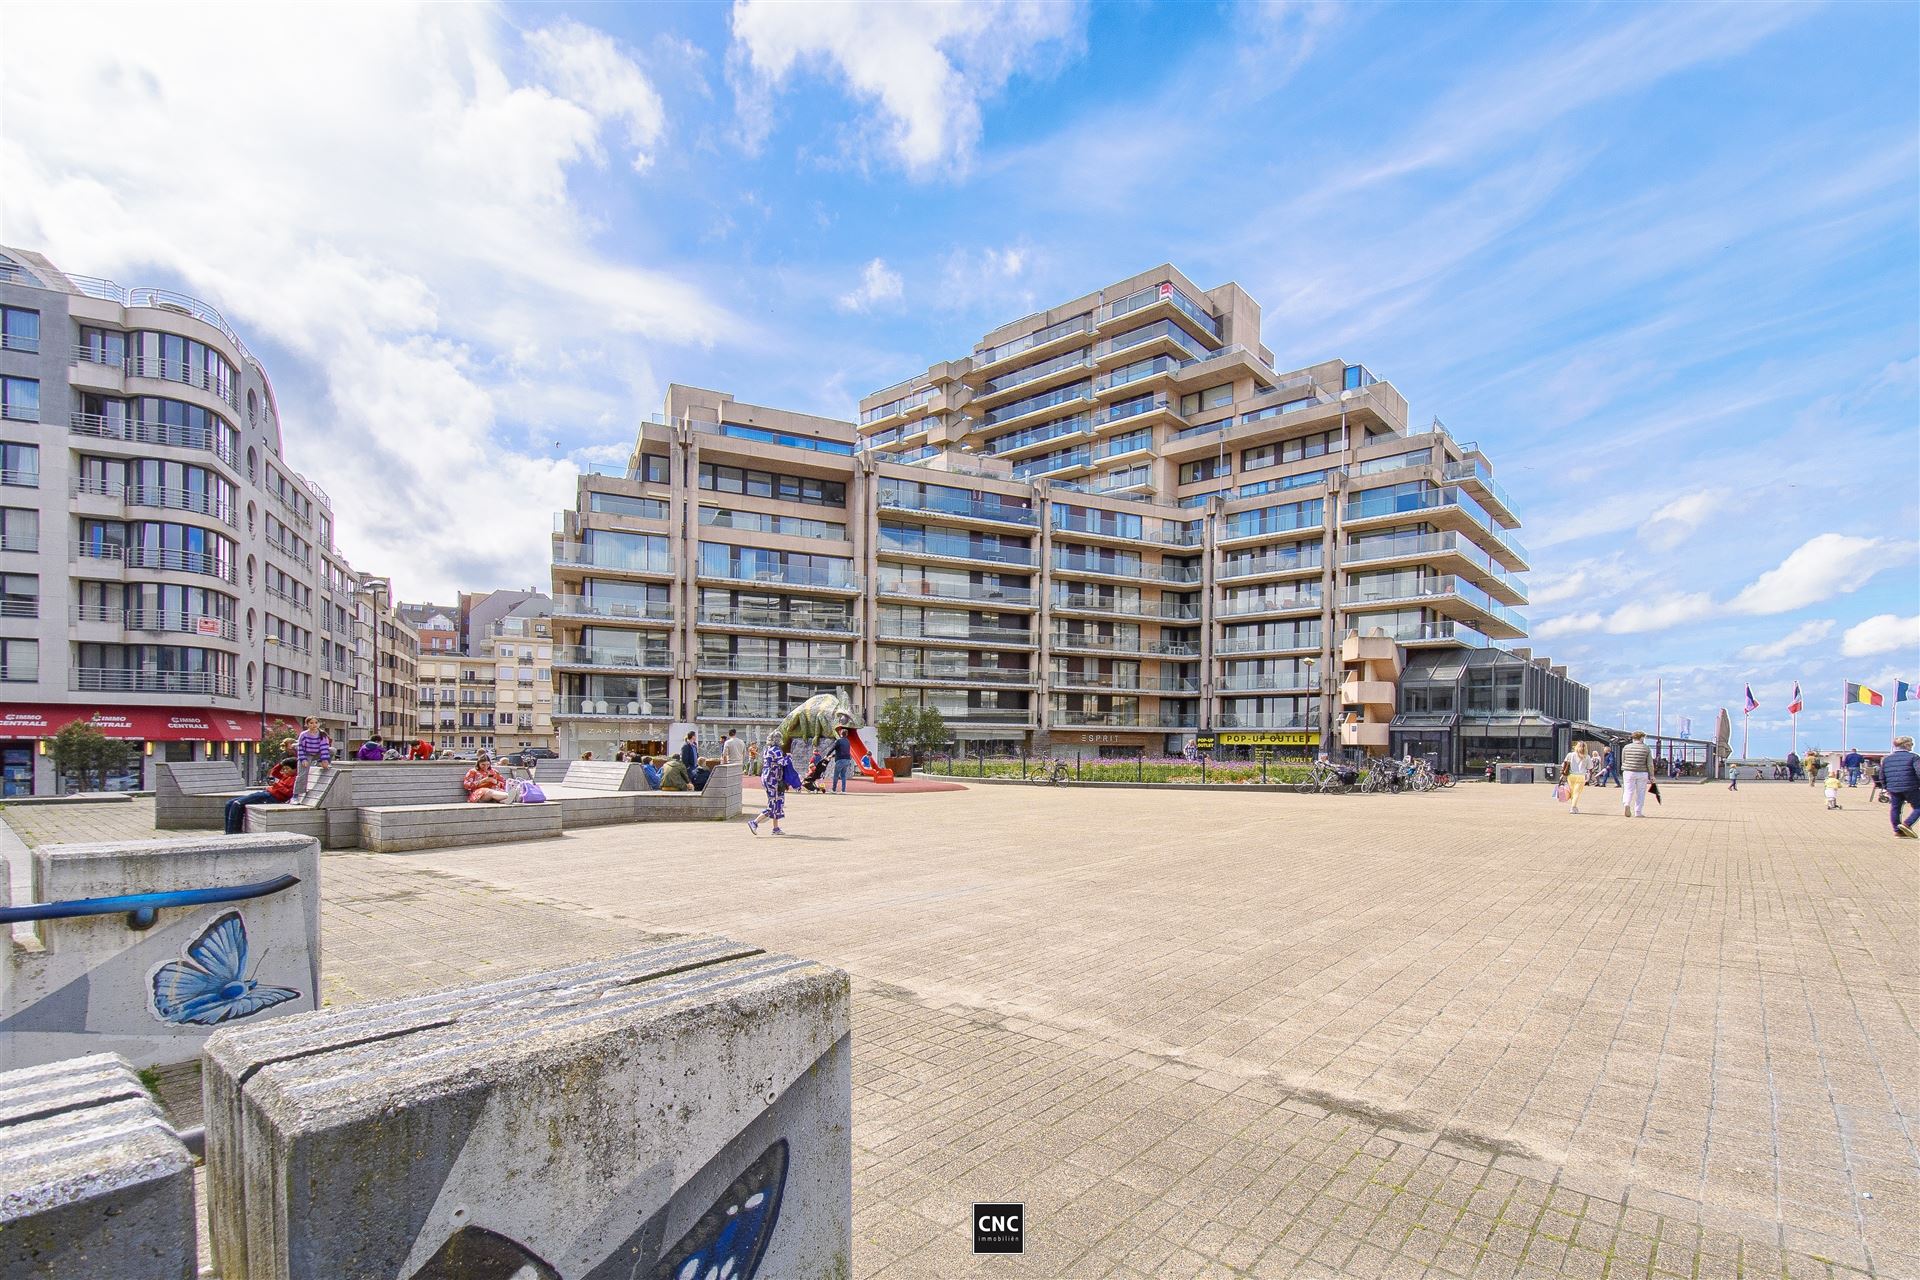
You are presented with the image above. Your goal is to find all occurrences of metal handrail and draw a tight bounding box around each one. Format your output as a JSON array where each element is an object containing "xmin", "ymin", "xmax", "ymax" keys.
[{"xmin": 0, "ymin": 874, "xmax": 301, "ymax": 930}]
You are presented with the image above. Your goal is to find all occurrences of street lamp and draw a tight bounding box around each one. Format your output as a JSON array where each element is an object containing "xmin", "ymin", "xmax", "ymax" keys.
[{"xmin": 258, "ymin": 633, "xmax": 281, "ymax": 783}]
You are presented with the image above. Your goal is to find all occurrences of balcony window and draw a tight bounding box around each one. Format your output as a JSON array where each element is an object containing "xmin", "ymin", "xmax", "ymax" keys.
[
  {"xmin": 1179, "ymin": 456, "xmax": 1230, "ymax": 485},
  {"xmin": 590, "ymin": 491, "xmax": 670, "ymax": 521},
  {"xmin": 1344, "ymin": 364, "xmax": 1376, "ymax": 391},
  {"xmin": 0, "ymin": 442, "xmax": 37, "ymax": 490},
  {"xmin": 0, "ymin": 377, "xmax": 38, "ymax": 423},
  {"xmin": 0, "ymin": 307, "xmax": 38, "ymax": 354},
  {"xmin": 0, "ymin": 573, "xmax": 36, "ymax": 620},
  {"xmin": 0, "ymin": 637, "xmax": 36, "ymax": 682},
  {"xmin": 699, "ymin": 462, "xmax": 845, "ymax": 508},
  {"xmin": 0, "ymin": 505, "xmax": 36, "ymax": 552},
  {"xmin": 1178, "ymin": 384, "xmax": 1234, "ymax": 416}
]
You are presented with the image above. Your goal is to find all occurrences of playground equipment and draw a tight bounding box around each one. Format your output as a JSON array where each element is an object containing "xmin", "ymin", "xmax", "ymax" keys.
[{"xmin": 775, "ymin": 694, "xmax": 894, "ymax": 784}]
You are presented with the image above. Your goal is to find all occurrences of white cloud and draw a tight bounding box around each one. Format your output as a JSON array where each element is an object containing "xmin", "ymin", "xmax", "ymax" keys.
[
  {"xmin": 1, "ymin": 2, "xmax": 729, "ymax": 600},
  {"xmin": 1639, "ymin": 489, "xmax": 1723, "ymax": 550},
  {"xmin": 728, "ymin": 0, "xmax": 1085, "ymax": 177},
  {"xmin": 1725, "ymin": 533, "xmax": 1894, "ymax": 616},
  {"xmin": 837, "ymin": 258, "xmax": 904, "ymax": 312},
  {"xmin": 526, "ymin": 19, "xmax": 668, "ymax": 172},
  {"xmin": 1738, "ymin": 619, "xmax": 1835, "ymax": 662},
  {"xmin": 1536, "ymin": 592, "xmax": 1716, "ymax": 639},
  {"xmin": 1841, "ymin": 614, "xmax": 1920, "ymax": 659},
  {"xmin": 935, "ymin": 243, "xmax": 1038, "ymax": 313}
]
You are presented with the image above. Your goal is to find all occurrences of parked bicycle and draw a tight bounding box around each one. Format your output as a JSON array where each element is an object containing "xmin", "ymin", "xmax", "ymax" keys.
[{"xmin": 1039, "ymin": 756, "xmax": 1071, "ymax": 784}]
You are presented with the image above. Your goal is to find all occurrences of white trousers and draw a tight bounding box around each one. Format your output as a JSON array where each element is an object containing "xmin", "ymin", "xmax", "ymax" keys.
[{"xmin": 1623, "ymin": 771, "xmax": 1650, "ymax": 816}]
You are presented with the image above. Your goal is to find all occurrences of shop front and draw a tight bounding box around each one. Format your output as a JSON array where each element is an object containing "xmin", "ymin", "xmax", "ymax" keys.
[
  {"xmin": 1211, "ymin": 728, "xmax": 1321, "ymax": 763},
  {"xmin": 0, "ymin": 704, "xmax": 260, "ymax": 796}
]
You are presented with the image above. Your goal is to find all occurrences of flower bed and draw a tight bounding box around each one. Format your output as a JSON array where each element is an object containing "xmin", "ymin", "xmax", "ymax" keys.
[{"xmin": 923, "ymin": 754, "xmax": 1312, "ymax": 786}]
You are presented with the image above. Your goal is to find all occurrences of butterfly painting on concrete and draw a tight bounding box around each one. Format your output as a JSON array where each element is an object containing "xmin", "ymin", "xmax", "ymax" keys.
[{"xmin": 148, "ymin": 910, "xmax": 300, "ymax": 1026}]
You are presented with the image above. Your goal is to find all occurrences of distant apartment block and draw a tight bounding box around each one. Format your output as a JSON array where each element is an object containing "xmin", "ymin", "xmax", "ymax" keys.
[
  {"xmin": 0, "ymin": 247, "xmax": 414, "ymax": 794},
  {"xmin": 407, "ymin": 590, "xmax": 556, "ymax": 755},
  {"xmin": 551, "ymin": 265, "xmax": 1586, "ymax": 768}
]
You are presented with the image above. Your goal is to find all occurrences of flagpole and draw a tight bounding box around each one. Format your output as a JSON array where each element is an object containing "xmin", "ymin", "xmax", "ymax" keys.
[
  {"xmin": 1842, "ymin": 682, "xmax": 1849, "ymax": 751},
  {"xmin": 1742, "ymin": 710, "xmax": 1749, "ymax": 759},
  {"xmin": 1656, "ymin": 677, "xmax": 1663, "ymax": 741}
]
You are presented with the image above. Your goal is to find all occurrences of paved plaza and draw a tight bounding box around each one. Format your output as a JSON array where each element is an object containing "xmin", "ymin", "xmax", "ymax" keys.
[{"xmin": 5, "ymin": 780, "xmax": 1915, "ymax": 1279}]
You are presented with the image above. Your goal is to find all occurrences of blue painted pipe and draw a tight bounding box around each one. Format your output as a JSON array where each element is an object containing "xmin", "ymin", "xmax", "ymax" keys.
[{"xmin": 0, "ymin": 874, "xmax": 301, "ymax": 929}]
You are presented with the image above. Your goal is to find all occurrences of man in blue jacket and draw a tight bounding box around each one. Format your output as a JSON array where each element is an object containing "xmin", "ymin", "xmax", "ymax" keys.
[
  {"xmin": 1842, "ymin": 747, "xmax": 1865, "ymax": 787},
  {"xmin": 1882, "ymin": 736, "xmax": 1918, "ymax": 838}
]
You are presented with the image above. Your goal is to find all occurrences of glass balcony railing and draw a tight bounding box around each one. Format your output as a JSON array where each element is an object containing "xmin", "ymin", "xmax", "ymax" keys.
[
  {"xmin": 982, "ymin": 349, "xmax": 1093, "ymax": 396},
  {"xmin": 1094, "ymin": 356, "xmax": 1180, "ymax": 393},
  {"xmin": 1340, "ymin": 533, "xmax": 1527, "ymax": 601},
  {"xmin": 974, "ymin": 315, "xmax": 1094, "ymax": 367},
  {"xmin": 983, "ymin": 382, "xmax": 1093, "ymax": 428},
  {"xmin": 1442, "ymin": 459, "xmax": 1515, "ymax": 515},
  {"xmin": 1099, "ymin": 283, "xmax": 1223, "ymax": 340},
  {"xmin": 697, "ymin": 563, "xmax": 861, "ymax": 592},
  {"xmin": 1214, "ymin": 713, "xmax": 1313, "ymax": 730},
  {"xmin": 982, "ymin": 414, "xmax": 1090, "ymax": 457},
  {"xmin": 1052, "ymin": 553, "xmax": 1143, "ymax": 576},
  {"xmin": 557, "ymin": 696, "xmax": 670, "ymax": 718},
  {"xmin": 877, "ymin": 578, "xmax": 1035, "ymax": 606},
  {"xmin": 1050, "ymin": 672, "xmax": 1200, "ymax": 693},
  {"xmin": 1094, "ymin": 318, "xmax": 1211, "ymax": 363},
  {"xmin": 549, "ymin": 594, "xmax": 675, "ymax": 622},
  {"xmin": 1374, "ymin": 620, "xmax": 1495, "ymax": 648},
  {"xmin": 1011, "ymin": 448, "xmax": 1091, "ymax": 481},
  {"xmin": 1342, "ymin": 486, "xmax": 1529, "ymax": 564},
  {"xmin": 553, "ymin": 541, "xmax": 672, "ymax": 574},
  {"xmin": 876, "ymin": 662, "xmax": 1034, "ymax": 685},
  {"xmin": 551, "ymin": 644, "xmax": 672, "ymax": 669},
  {"xmin": 1339, "ymin": 577, "xmax": 1526, "ymax": 632},
  {"xmin": 877, "ymin": 623, "xmax": 1035, "ymax": 646},
  {"xmin": 1094, "ymin": 391, "xmax": 1171, "ymax": 427},
  {"xmin": 1217, "ymin": 674, "xmax": 1315, "ymax": 693},
  {"xmin": 1218, "ymin": 548, "xmax": 1323, "ymax": 578},
  {"xmin": 698, "ymin": 656, "xmax": 857, "ymax": 679},
  {"xmin": 1052, "ymin": 594, "xmax": 1200, "ymax": 620},
  {"xmin": 697, "ymin": 607, "xmax": 856, "ymax": 633},
  {"xmin": 1218, "ymin": 592, "xmax": 1323, "ymax": 616},
  {"xmin": 1093, "ymin": 430, "xmax": 1154, "ymax": 461},
  {"xmin": 879, "ymin": 532, "xmax": 1035, "ymax": 566},
  {"xmin": 859, "ymin": 386, "xmax": 937, "ymax": 425},
  {"xmin": 878, "ymin": 489, "xmax": 1038, "ymax": 526},
  {"xmin": 1214, "ymin": 634, "xmax": 1319, "ymax": 655}
]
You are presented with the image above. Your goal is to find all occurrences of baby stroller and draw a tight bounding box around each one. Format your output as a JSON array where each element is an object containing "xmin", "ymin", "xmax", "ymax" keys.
[{"xmin": 801, "ymin": 751, "xmax": 830, "ymax": 794}]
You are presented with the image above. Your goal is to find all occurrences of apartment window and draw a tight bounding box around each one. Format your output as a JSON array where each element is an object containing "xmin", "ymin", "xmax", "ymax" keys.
[
  {"xmin": 699, "ymin": 462, "xmax": 846, "ymax": 508},
  {"xmin": 590, "ymin": 491, "xmax": 670, "ymax": 521},
  {"xmin": 0, "ymin": 507, "xmax": 35, "ymax": 552},
  {"xmin": 0, "ymin": 638, "xmax": 36, "ymax": 682},
  {"xmin": 77, "ymin": 326, "xmax": 128, "ymax": 366},
  {"xmin": 0, "ymin": 573, "xmax": 37, "ymax": 619},
  {"xmin": 1179, "ymin": 457, "xmax": 1230, "ymax": 485},
  {"xmin": 640, "ymin": 453, "xmax": 670, "ymax": 483},
  {"xmin": 0, "ymin": 443, "xmax": 38, "ymax": 487},
  {"xmin": 1344, "ymin": 364, "xmax": 1376, "ymax": 391},
  {"xmin": 0, "ymin": 307, "xmax": 39, "ymax": 353},
  {"xmin": 0, "ymin": 377, "xmax": 38, "ymax": 423},
  {"xmin": 1282, "ymin": 428, "xmax": 1343, "ymax": 462},
  {"xmin": 1178, "ymin": 384, "xmax": 1234, "ymax": 416}
]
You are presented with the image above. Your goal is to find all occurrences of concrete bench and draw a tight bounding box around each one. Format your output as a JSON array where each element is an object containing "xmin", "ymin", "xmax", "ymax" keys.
[
  {"xmin": 203, "ymin": 939, "xmax": 851, "ymax": 1280},
  {"xmin": 358, "ymin": 800, "xmax": 562, "ymax": 852},
  {"xmin": 540, "ymin": 759, "xmax": 654, "ymax": 830},
  {"xmin": 0, "ymin": 1054, "xmax": 196, "ymax": 1279},
  {"xmin": 153, "ymin": 760, "xmax": 253, "ymax": 830}
]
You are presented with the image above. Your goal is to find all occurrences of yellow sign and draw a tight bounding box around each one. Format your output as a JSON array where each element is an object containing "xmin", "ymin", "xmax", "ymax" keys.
[{"xmin": 1218, "ymin": 730, "xmax": 1321, "ymax": 747}]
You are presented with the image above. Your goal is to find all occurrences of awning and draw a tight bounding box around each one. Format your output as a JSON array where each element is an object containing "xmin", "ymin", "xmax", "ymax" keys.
[{"xmin": 0, "ymin": 704, "xmax": 261, "ymax": 742}]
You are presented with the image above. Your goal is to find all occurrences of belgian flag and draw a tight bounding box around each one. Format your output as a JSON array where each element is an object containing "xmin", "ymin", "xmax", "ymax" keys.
[{"xmin": 1846, "ymin": 682, "xmax": 1885, "ymax": 707}]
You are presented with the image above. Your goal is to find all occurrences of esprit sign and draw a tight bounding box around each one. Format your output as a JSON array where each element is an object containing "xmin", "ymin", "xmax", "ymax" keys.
[{"xmin": 972, "ymin": 1202, "xmax": 1024, "ymax": 1254}]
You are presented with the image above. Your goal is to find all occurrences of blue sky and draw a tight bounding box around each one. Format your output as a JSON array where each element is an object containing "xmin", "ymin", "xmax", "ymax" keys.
[{"xmin": 3, "ymin": 1, "xmax": 1914, "ymax": 752}]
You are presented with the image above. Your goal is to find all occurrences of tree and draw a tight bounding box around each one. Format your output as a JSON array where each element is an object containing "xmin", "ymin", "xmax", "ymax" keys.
[
  {"xmin": 261, "ymin": 719, "xmax": 301, "ymax": 767},
  {"xmin": 46, "ymin": 720, "xmax": 130, "ymax": 794},
  {"xmin": 910, "ymin": 705, "xmax": 950, "ymax": 760},
  {"xmin": 876, "ymin": 697, "xmax": 920, "ymax": 761}
]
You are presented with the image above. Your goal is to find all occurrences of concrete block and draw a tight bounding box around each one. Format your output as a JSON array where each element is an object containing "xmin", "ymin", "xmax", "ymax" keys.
[
  {"xmin": 204, "ymin": 938, "xmax": 852, "ymax": 1280},
  {"xmin": 0, "ymin": 1053, "xmax": 195, "ymax": 1280},
  {"xmin": 0, "ymin": 835, "xmax": 321, "ymax": 1071}
]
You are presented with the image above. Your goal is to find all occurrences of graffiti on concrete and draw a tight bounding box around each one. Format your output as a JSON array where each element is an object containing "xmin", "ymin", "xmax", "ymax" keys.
[
  {"xmin": 148, "ymin": 910, "xmax": 299, "ymax": 1026},
  {"xmin": 651, "ymin": 1138, "xmax": 789, "ymax": 1280}
]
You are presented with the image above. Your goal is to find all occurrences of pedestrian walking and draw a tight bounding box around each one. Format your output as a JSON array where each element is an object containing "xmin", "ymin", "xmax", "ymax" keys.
[
  {"xmin": 1843, "ymin": 747, "xmax": 1864, "ymax": 787},
  {"xmin": 1561, "ymin": 740, "xmax": 1590, "ymax": 813},
  {"xmin": 1784, "ymin": 750, "xmax": 1800, "ymax": 781},
  {"xmin": 830, "ymin": 726, "xmax": 854, "ymax": 794},
  {"xmin": 1620, "ymin": 731, "xmax": 1653, "ymax": 817},
  {"xmin": 722, "ymin": 730, "xmax": 747, "ymax": 770},
  {"xmin": 1597, "ymin": 745, "xmax": 1619, "ymax": 788},
  {"xmin": 749, "ymin": 741, "xmax": 791, "ymax": 836},
  {"xmin": 1882, "ymin": 736, "xmax": 1919, "ymax": 838}
]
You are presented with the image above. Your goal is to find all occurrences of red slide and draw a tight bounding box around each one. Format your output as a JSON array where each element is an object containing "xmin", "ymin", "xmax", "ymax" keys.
[{"xmin": 845, "ymin": 728, "xmax": 895, "ymax": 783}]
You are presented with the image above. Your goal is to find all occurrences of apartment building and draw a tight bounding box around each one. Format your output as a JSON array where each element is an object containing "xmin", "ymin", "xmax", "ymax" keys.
[
  {"xmin": 551, "ymin": 265, "xmax": 1579, "ymax": 765},
  {"xmin": 409, "ymin": 593, "xmax": 556, "ymax": 756},
  {"xmin": 353, "ymin": 576, "xmax": 420, "ymax": 748},
  {"xmin": 0, "ymin": 246, "xmax": 402, "ymax": 794}
]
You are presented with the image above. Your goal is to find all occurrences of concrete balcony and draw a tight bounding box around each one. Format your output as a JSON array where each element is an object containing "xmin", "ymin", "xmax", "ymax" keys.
[
  {"xmin": 1340, "ymin": 721, "xmax": 1392, "ymax": 750},
  {"xmin": 1340, "ymin": 679, "xmax": 1397, "ymax": 707}
]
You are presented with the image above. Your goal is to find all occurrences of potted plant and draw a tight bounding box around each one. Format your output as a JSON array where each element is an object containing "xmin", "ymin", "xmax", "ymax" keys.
[{"xmin": 876, "ymin": 697, "xmax": 921, "ymax": 778}]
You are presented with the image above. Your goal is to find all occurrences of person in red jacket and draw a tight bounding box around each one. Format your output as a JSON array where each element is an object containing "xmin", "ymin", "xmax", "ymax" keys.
[
  {"xmin": 410, "ymin": 739, "xmax": 433, "ymax": 760},
  {"xmin": 225, "ymin": 760, "xmax": 297, "ymax": 834}
]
